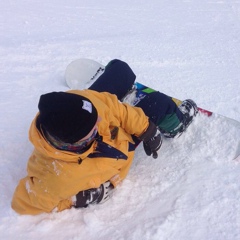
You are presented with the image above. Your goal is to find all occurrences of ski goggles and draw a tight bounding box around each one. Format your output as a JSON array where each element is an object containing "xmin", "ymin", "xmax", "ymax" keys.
[
  {"xmin": 72, "ymin": 127, "xmax": 98, "ymax": 148},
  {"xmin": 44, "ymin": 127, "xmax": 98, "ymax": 152}
]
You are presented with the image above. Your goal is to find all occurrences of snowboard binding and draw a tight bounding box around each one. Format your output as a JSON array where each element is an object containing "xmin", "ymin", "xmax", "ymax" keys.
[
  {"xmin": 175, "ymin": 99, "xmax": 198, "ymax": 137},
  {"xmin": 179, "ymin": 99, "xmax": 198, "ymax": 123},
  {"xmin": 160, "ymin": 99, "xmax": 198, "ymax": 138}
]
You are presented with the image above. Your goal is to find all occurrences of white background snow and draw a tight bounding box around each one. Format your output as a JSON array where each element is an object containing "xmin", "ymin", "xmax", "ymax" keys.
[{"xmin": 0, "ymin": 0, "xmax": 240, "ymax": 239}]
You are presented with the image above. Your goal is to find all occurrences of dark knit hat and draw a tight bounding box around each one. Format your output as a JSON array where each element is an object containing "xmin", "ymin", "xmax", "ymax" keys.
[{"xmin": 38, "ymin": 92, "xmax": 98, "ymax": 143}]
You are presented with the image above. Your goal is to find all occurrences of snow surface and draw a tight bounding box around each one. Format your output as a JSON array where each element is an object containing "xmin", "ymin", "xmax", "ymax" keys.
[{"xmin": 0, "ymin": 0, "xmax": 240, "ymax": 239}]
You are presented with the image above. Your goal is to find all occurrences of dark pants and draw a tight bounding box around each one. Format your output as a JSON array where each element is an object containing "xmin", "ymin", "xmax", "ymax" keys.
[{"xmin": 89, "ymin": 59, "xmax": 184, "ymax": 136}]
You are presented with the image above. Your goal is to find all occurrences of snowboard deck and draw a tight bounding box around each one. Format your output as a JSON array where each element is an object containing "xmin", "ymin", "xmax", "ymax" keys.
[
  {"xmin": 65, "ymin": 59, "xmax": 240, "ymax": 161},
  {"xmin": 125, "ymin": 81, "xmax": 240, "ymax": 161}
]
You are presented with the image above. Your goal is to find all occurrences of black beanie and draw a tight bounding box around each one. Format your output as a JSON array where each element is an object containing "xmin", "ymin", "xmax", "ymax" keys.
[{"xmin": 38, "ymin": 92, "xmax": 98, "ymax": 143}]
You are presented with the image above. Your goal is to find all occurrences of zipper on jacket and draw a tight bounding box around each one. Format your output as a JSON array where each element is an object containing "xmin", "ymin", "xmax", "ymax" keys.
[{"xmin": 78, "ymin": 158, "xmax": 83, "ymax": 164}]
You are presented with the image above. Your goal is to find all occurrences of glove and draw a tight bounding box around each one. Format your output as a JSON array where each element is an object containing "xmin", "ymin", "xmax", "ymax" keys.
[
  {"xmin": 74, "ymin": 181, "xmax": 114, "ymax": 208},
  {"xmin": 139, "ymin": 121, "xmax": 162, "ymax": 158}
]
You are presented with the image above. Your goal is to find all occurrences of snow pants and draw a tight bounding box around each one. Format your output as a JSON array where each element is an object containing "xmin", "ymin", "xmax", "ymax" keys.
[{"xmin": 89, "ymin": 59, "xmax": 184, "ymax": 136}]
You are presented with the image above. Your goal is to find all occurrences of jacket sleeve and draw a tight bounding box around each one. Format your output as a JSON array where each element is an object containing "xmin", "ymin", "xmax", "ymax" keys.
[{"xmin": 92, "ymin": 91, "xmax": 149, "ymax": 136}]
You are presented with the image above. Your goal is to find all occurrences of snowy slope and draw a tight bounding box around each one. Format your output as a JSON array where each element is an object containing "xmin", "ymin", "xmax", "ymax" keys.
[{"xmin": 0, "ymin": 0, "xmax": 240, "ymax": 239}]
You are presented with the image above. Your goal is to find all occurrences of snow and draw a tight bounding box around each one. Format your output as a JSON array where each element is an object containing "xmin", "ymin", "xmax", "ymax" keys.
[{"xmin": 0, "ymin": 0, "xmax": 240, "ymax": 239}]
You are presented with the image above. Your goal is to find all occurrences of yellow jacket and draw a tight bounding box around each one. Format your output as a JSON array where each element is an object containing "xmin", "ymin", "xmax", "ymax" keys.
[{"xmin": 11, "ymin": 90, "xmax": 149, "ymax": 215}]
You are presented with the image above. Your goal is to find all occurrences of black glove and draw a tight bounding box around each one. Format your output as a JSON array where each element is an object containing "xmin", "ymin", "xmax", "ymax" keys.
[
  {"xmin": 74, "ymin": 181, "xmax": 114, "ymax": 208},
  {"xmin": 139, "ymin": 121, "xmax": 162, "ymax": 158}
]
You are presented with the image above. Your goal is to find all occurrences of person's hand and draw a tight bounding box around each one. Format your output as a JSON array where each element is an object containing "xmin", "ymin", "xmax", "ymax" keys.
[
  {"xmin": 139, "ymin": 121, "xmax": 162, "ymax": 158},
  {"xmin": 95, "ymin": 181, "xmax": 113, "ymax": 204},
  {"xmin": 74, "ymin": 181, "xmax": 114, "ymax": 208}
]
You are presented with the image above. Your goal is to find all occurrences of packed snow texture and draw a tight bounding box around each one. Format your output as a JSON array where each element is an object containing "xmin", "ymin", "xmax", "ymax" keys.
[{"xmin": 0, "ymin": 1, "xmax": 240, "ymax": 239}]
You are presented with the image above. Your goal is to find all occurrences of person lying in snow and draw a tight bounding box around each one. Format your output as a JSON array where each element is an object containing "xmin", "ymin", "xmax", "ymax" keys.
[{"xmin": 11, "ymin": 59, "xmax": 198, "ymax": 215}]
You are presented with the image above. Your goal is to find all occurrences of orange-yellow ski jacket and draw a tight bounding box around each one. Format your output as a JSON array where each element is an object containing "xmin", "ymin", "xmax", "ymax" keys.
[{"xmin": 11, "ymin": 90, "xmax": 149, "ymax": 215}]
